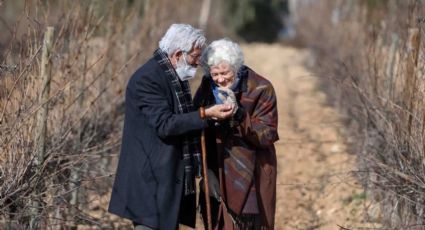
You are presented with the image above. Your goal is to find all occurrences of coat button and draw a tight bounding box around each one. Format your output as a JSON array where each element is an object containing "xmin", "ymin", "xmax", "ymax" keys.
[{"xmin": 176, "ymin": 178, "xmax": 181, "ymax": 184}]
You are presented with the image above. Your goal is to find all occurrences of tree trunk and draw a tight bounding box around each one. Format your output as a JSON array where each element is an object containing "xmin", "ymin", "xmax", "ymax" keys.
[{"xmin": 30, "ymin": 26, "xmax": 54, "ymax": 230}]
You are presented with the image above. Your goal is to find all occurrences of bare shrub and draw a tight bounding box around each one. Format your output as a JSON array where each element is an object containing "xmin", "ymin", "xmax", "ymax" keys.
[
  {"xmin": 295, "ymin": 0, "xmax": 425, "ymax": 228},
  {"xmin": 0, "ymin": 0, "xmax": 211, "ymax": 228}
]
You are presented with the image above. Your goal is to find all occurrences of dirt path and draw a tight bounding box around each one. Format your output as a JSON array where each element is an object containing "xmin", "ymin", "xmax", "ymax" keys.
[{"xmin": 242, "ymin": 44, "xmax": 366, "ymax": 230}]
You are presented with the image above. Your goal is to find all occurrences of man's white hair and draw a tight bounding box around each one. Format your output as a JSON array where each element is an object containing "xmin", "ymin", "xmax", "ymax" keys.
[
  {"xmin": 159, "ymin": 24, "xmax": 206, "ymax": 56},
  {"xmin": 201, "ymin": 38, "xmax": 244, "ymax": 73}
]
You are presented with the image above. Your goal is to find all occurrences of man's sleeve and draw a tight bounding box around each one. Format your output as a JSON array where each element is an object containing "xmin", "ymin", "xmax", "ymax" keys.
[{"xmin": 132, "ymin": 75, "xmax": 207, "ymax": 138}]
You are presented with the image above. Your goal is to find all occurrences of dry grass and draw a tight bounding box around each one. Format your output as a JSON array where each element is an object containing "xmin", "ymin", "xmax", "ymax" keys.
[{"xmin": 294, "ymin": 0, "xmax": 425, "ymax": 228}]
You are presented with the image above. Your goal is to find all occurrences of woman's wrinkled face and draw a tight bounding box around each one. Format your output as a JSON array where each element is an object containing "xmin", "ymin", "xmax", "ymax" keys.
[{"xmin": 210, "ymin": 62, "xmax": 235, "ymax": 88}]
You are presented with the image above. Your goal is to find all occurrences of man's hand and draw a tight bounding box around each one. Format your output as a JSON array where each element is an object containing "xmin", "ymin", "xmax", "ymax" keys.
[{"xmin": 205, "ymin": 104, "xmax": 234, "ymax": 120}]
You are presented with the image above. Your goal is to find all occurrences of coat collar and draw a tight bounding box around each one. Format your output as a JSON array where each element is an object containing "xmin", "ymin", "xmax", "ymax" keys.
[{"xmin": 234, "ymin": 65, "xmax": 249, "ymax": 94}]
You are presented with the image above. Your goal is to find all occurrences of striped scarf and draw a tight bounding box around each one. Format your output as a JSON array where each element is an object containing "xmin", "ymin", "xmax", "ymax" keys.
[{"xmin": 153, "ymin": 48, "xmax": 201, "ymax": 195}]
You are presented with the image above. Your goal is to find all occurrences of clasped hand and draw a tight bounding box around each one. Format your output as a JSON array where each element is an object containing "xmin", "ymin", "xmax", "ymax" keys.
[
  {"xmin": 204, "ymin": 88, "xmax": 238, "ymax": 120},
  {"xmin": 205, "ymin": 104, "xmax": 234, "ymax": 120},
  {"xmin": 217, "ymin": 87, "xmax": 238, "ymax": 115}
]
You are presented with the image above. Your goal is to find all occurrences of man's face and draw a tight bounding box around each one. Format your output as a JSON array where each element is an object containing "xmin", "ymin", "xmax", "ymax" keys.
[{"xmin": 183, "ymin": 47, "xmax": 202, "ymax": 67}]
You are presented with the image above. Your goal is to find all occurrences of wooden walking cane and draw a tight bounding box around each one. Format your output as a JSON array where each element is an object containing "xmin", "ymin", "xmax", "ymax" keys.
[{"xmin": 201, "ymin": 129, "xmax": 213, "ymax": 230}]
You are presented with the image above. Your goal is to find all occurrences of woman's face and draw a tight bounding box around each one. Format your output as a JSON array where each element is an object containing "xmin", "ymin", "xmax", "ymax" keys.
[{"xmin": 210, "ymin": 62, "xmax": 235, "ymax": 88}]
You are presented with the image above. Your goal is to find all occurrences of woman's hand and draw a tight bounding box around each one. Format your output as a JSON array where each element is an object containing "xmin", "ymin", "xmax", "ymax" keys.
[{"xmin": 218, "ymin": 87, "xmax": 238, "ymax": 115}]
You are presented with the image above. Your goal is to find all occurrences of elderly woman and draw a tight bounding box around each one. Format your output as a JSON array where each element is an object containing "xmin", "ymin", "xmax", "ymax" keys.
[{"xmin": 194, "ymin": 39, "xmax": 279, "ymax": 229}]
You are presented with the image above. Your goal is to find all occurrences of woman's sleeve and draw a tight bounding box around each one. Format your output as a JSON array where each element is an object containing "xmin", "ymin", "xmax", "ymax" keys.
[{"xmin": 236, "ymin": 83, "xmax": 279, "ymax": 148}]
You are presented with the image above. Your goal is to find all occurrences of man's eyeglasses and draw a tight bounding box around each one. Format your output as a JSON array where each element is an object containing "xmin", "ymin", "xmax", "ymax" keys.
[{"xmin": 184, "ymin": 52, "xmax": 201, "ymax": 62}]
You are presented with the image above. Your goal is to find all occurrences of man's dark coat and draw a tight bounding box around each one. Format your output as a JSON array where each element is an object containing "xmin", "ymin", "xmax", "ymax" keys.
[{"xmin": 108, "ymin": 56, "xmax": 206, "ymax": 229}]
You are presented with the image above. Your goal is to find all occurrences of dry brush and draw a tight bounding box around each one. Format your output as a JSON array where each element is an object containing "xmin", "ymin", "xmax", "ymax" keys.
[
  {"xmin": 0, "ymin": 0, "xmax": 207, "ymax": 228},
  {"xmin": 295, "ymin": 0, "xmax": 425, "ymax": 228}
]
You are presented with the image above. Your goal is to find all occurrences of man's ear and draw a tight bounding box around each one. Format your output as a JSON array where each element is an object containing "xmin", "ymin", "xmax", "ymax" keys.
[
  {"xmin": 171, "ymin": 50, "xmax": 183, "ymax": 59},
  {"xmin": 170, "ymin": 50, "xmax": 183, "ymax": 67}
]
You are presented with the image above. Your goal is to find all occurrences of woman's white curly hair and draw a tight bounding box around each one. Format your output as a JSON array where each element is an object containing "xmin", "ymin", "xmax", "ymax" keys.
[
  {"xmin": 159, "ymin": 24, "xmax": 206, "ymax": 56},
  {"xmin": 201, "ymin": 38, "xmax": 244, "ymax": 74}
]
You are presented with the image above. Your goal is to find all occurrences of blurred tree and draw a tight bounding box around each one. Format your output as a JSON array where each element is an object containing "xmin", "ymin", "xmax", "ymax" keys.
[
  {"xmin": 360, "ymin": 0, "xmax": 389, "ymax": 25},
  {"xmin": 221, "ymin": 0, "xmax": 283, "ymax": 42},
  {"xmin": 362, "ymin": 0, "xmax": 389, "ymax": 9}
]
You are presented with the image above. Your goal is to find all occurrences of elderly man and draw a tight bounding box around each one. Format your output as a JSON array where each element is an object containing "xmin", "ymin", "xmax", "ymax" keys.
[{"xmin": 109, "ymin": 24, "xmax": 234, "ymax": 230}]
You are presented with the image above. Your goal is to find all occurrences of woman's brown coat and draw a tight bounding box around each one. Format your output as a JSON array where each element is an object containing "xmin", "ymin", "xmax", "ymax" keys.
[{"xmin": 194, "ymin": 66, "xmax": 278, "ymax": 229}]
